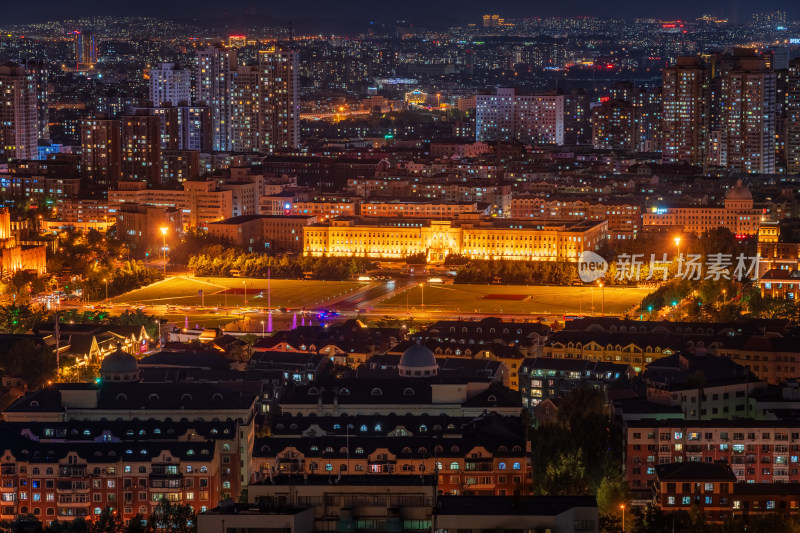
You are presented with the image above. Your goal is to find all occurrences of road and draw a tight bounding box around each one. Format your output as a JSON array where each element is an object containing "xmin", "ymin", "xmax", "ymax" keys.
[{"xmin": 329, "ymin": 279, "xmax": 417, "ymax": 311}]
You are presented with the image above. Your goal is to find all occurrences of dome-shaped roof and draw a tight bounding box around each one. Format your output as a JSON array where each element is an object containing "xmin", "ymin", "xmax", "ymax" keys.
[
  {"xmin": 726, "ymin": 179, "xmax": 752, "ymax": 201},
  {"xmin": 100, "ymin": 346, "xmax": 138, "ymax": 374},
  {"xmin": 399, "ymin": 341, "xmax": 437, "ymax": 369}
]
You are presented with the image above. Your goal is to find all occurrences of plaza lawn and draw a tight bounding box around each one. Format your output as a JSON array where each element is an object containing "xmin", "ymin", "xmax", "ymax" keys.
[
  {"xmin": 112, "ymin": 276, "xmax": 366, "ymax": 309},
  {"xmin": 375, "ymin": 284, "xmax": 651, "ymax": 317}
]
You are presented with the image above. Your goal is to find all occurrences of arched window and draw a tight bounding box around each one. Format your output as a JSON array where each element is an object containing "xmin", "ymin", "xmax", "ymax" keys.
[
  {"xmin": 374, "ymin": 424, "xmax": 382, "ymax": 432},
  {"xmin": 360, "ymin": 425, "xmax": 368, "ymax": 432},
  {"xmin": 450, "ymin": 462, "xmax": 460, "ymax": 470},
  {"xmin": 222, "ymin": 444, "xmax": 231, "ymax": 451},
  {"xmin": 513, "ymin": 462, "xmax": 521, "ymax": 470},
  {"xmin": 498, "ymin": 462, "xmax": 506, "ymax": 470},
  {"xmin": 403, "ymin": 388, "xmax": 415, "ymax": 396},
  {"xmin": 355, "ymin": 447, "xmax": 364, "ymax": 454},
  {"xmin": 402, "ymin": 447, "xmax": 412, "ymax": 454},
  {"xmin": 325, "ymin": 464, "xmax": 333, "ymax": 472},
  {"xmin": 370, "ymin": 388, "xmax": 382, "ymax": 396}
]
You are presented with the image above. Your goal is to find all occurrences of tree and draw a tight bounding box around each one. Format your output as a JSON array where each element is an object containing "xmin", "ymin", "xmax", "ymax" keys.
[
  {"xmin": 0, "ymin": 339, "xmax": 55, "ymax": 388},
  {"xmin": 46, "ymin": 518, "xmax": 89, "ymax": 533},
  {"xmin": 123, "ymin": 515, "xmax": 148, "ymax": 533},
  {"xmin": 89, "ymin": 508, "xmax": 121, "ymax": 533},
  {"xmin": 539, "ymin": 449, "xmax": 592, "ymax": 496},
  {"xmin": 0, "ymin": 303, "xmax": 46, "ymax": 333},
  {"xmin": 111, "ymin": 309, "xmax": 161, "ymax": 339},
  {"xmin": 149, "ymin": 499, "xmax": 195, "ymax": 533}
]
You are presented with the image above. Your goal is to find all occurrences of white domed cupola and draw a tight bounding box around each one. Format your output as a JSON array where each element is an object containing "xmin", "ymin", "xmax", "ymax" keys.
[
  {"xmin": 398, "ymin": 339, "xmax": 438, "ymax": 378},
  {"xmin": 100, "ymin": 343, "xmax": 139, "ymax": 382}
]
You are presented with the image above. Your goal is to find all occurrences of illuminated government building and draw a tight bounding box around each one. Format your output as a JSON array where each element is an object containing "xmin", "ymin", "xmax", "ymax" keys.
[
  {"xmin": 303, "ymin": 215, "xmax": 606, "ymax": 262},
  {"xmin": 641, "ymin": 180, "xmax": 768, "ymax": 236}
]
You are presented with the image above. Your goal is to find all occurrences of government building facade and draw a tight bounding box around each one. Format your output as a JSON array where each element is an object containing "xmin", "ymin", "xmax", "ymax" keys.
[{"xmin": 303, "ymin": 216, "xmax": 607, "ymax": 262}]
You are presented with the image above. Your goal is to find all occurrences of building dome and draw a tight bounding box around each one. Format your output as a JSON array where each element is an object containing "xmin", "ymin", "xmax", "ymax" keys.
[
  {"xmin": 398, "ymin": 340, "xmax": 438, "ymax": 377},
  {"xmin": 100, "ymin": 344, "xmax": 139, "ymax": 382},
  {"xmin": 726, "ymin": 179, "xmax": 752, "ymax": 201}
]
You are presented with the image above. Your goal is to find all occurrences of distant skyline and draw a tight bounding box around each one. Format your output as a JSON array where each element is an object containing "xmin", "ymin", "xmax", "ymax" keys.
[{"xmin": 3, "ymin": 0, "xmax": 800, "ymax": 27}]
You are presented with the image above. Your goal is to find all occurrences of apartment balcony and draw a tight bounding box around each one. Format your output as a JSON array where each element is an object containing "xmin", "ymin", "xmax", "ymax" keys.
[
  {"xmin": 57, "ymin": 499, "xmax": 91, "ymax": 507},
  {"xmin": 59, "ymin": 467, "xmax": 88, "ymax": 477},
  {"xmin": 58, "ymin": 507, "xmax": 89, "ymax": 518},
  {"xmin": 464, "ymin": 483, "xmax": 496, "ymax": 490},
  {"xmin": 57, "ymin": 482, "xmax": 90, "ymax": 492}
]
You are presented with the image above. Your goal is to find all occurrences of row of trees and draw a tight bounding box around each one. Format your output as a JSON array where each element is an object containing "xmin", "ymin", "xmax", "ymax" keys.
[
  {"xmin": 4, "ymin": 501, "xmax": 195, "ymax": 533},
  {"xmin": 454, "ymin": 259, "xmax": 580, "ymax": 285},
  {"xmin": 189, "ymin": 250, "xmax": 375, "ymax": 280},
  {"xmin": 80, "ymin": 261, "xmax": 165, "ymax": 301}
]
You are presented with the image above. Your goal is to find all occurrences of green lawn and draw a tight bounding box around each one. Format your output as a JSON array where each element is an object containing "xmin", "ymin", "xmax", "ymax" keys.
[
  {"xmin": 376, "ymin": 284, "xmax": 651, "ymax": 316},
  {"xmin": 113, "ymin": 276, "xmax": 366, "ymax": 309}
]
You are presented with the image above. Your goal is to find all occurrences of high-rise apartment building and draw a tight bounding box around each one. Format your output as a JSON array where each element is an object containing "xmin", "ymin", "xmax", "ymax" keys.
[
  {"xmin": 476, "ymin": 88, "xmax": 564, "ymax": 146},
  {"xmin": 786, "ymin": 60, "xmax": 800, "ymax": 173},
  {"xmin": 21, "ymin": 59, "xmax": 49, "ymax": 142},
  {"xmin": 149, "ymin": 62, "xmax": 191, "ymax": 106},
  {"xmin": 80, "ymin": 116, "xmax": 121, "ymax": 187},
  {"xmin": 0, "ymin": 64, "xmax": 37, "ymax": 162},
  {"xmin": 719, "ymin": 51, "xmax": 776, "ymax": 174},
  {"xmin": 147, "ymin": 105, "xmax": 212, "ymax": 152},
  {"xmin": 610, "ymin": 82, "xmax": 662, "ymax": 152},
  {"xmin": 73, "ymin": 31, "xmax": 97, "ymax": 70},
  {"xmin": 230, "ymin": 65, "xmax": 261, "ymax": 152},
  {"xmin": 120, "ymin": 112, "xmax": 161, "ymax": 184},
  {"xmin": 661, "ymin": 56, "xmax": 710, "ymax": 165},
  {"xmin": 196, "ymin": 45, "xmax": 237, "ymax": 151},
  {"xmin": 258, "ymin": 46, "xmax": 300, "ymax": 152},
  {"xmin": 592, "ymin": 100, "xmax": 635, "ymax": 151}
]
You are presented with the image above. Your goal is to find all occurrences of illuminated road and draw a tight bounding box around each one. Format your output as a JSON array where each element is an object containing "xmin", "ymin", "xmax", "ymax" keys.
[{"xmin": 324, "ymin": 280, "xmax": 417, "ymax": 311}]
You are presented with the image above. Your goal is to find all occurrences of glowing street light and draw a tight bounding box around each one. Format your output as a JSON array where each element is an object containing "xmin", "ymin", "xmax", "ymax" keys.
[
  {"xmin": 620, "ymin": 503, "xmax": 626, "ymax": 531},
  {"xmin": 597, "ymin": 280, "xmax": 605, "ymax": 317},
  {"xmin": 160, "ymin": 227, "xmax": 168, "ymax": 274},
  {"xmin": 674, "ymin": 236, "xmax": 681, "ymax": 258}
]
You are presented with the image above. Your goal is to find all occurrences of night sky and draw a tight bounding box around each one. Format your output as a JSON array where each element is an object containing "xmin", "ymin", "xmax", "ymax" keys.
[{"xmin": 5, "ymin": 0, "xmax": 800, "ymax": 26}]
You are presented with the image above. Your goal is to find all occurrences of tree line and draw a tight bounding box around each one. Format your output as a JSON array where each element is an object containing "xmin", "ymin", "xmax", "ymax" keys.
[
  {"xmin": 3, "ymin": 500, "xmax": 195, "ymax": 533},
  {"xmin": 189, "ymin": 250, "xmax": 375, "ymax": 280}
]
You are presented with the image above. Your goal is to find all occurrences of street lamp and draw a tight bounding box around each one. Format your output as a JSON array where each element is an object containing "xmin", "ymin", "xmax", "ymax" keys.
[
  {"xmin": 260, "ymin": 320, "xmax": 265, "ymax": 337},
  {"xmin": 243, "ymin": 281, "xmax": 247, "ymax": 307},
  {"xmin": 597, "ymin": 280, "xmax": 605, "ymax": 317},
  {"xmin": 160, "ymin": 227, "xmax": 168, "ymax": 274},
  {"xmin": 103, "ymin": 278, "xmax": 108, "ymax": 301},
  {"xmin": 674, "ymin": 236, "xmax": 681, "ymax": 258},
  {"xmin": 722, "ymin": 289, "xmax": 727, "ymax": 306},
  {"xmin": 620, "ymin": 503, "xmax": 626, "ymax": 532}
]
